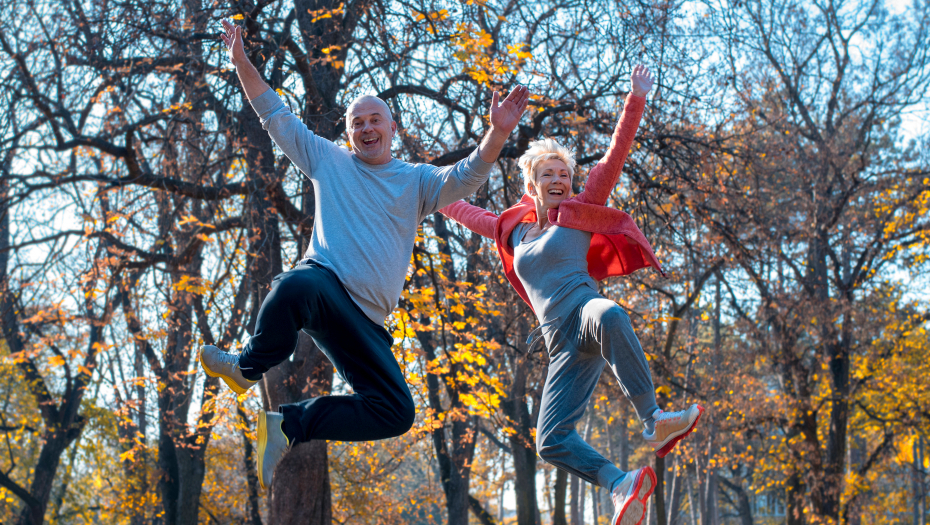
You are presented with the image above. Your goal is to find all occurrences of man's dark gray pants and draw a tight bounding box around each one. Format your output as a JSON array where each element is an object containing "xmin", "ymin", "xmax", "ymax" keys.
[{"xmin": 237, "ymin": 261, "xmax": 415, "ymax": 444}]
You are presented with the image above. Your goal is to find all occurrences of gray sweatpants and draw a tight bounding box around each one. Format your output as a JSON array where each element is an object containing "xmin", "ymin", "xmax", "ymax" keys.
[{"xmin": 535, "ymin": 297, "xmax": 659, "ymax": 488}]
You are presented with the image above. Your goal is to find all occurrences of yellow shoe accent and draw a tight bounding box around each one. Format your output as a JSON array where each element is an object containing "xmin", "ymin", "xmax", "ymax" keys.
[
  {"xmin": 199, "ymin": 345, "xmax": 257, "ymax": 395},
  {"xmin": 257, "ymin": 411, "xmax": 289, "ymax": 490}
]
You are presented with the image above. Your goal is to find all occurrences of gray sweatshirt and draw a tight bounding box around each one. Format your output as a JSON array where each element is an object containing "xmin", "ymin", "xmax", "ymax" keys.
[
  {"xmin": 251, "ymin": 90, "xmax": 493, "ymax": 323},
  {"xmin": 511, "ymin": 223, "xmax": 601, "ymax": 326}
]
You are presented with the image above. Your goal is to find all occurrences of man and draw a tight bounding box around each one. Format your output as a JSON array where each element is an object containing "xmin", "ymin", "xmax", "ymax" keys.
[{"xmin": 201, "ymin": 20, "xmax": 529, "ymax": 489}]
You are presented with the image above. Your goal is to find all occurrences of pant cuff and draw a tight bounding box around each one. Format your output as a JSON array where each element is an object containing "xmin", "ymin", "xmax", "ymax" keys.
[
  {"xmin": 596, "ymin": 463, "xmax": 626, "ymax": 490},
  {"xmin": 630, "ymin": 391, "xmax": 660, "ymax": 423},
  {"xmin": 280, "ymin": 404, "xmax": 306, "ymax": 444},
  {"xmin": 236, "ymin": 352, "xmax": 265, "ymax": 381}
]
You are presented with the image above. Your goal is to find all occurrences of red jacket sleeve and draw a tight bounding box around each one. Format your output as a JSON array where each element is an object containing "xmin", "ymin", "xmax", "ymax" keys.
[
  {"xmin": 576, "ymin": 94, "xmax": 645, "ymax": 206},
  {"xmin": 439, "ymin": 200, "xmax": 499, "ymax": 240}
]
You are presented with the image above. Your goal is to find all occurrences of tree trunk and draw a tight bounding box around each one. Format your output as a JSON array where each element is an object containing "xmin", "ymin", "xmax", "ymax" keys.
[
  {"xmin": 700, "ymin": 467, "xmax": 717, "ymax": 525},
  {"xmin": 570, "ymin": 475, "xmax": 580, "ymax": 525},
  {"xmin": 655, "ymin": 455, "xmax": 667, "ymax": 525},
  {"xmin": 786, "ymin": 470, "xmax": 804, "ymax": 525},
  {"xmin": 553, "ymin": 469, "xmax": 568, "ymax": 525},
  {"xmin": 505, "ymin": 352, "xmax": 539, "ymax": 525},
  {"xmin": 239, "ymin": 406, "xmax": 264, "ymax": 525},
  {"xmin": 718, "ymin": 477, "xmax": 754, "ymax": 525},
  {"xmin": 686, "ymin": 474, "xmax": 697, "ymax": 525},
  {"xmin": 592, "ymin": 486, "xmax": 599, "ymax": 524},
  {"xmin": 264, "ymin": 333, "xmax": 333, "ymax": 525},
  {"xmin": 0, "ymin": 165, "xmax": 94, "ymax": 525},
  {"xmin": 14, "ymin": 428, "xmax": 83, "ymax": 525},
  {"xmin": 667, "ymin": 455, "xmax": 683, "ymax": 525}
]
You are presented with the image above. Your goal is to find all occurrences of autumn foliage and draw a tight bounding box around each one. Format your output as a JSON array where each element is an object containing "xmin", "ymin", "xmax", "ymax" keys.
[{"xmin": 0, "ymin": 1, "xmax": 928, "ymax": 525}]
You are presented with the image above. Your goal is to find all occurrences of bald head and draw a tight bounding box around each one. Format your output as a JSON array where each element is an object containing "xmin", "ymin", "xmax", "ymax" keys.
[
  {"xmin": 346, "ymin": 95, "xmax": 397, "ymax": 165},
  {"xmin": 346, "ymin": 95, "xmax": 393, "ymax": 125}
]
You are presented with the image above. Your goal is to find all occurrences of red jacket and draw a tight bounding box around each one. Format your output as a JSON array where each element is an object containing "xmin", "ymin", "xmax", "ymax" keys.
[{"xmin": 440, "ymin": 94, "xmax": 666, "ymax": 312}]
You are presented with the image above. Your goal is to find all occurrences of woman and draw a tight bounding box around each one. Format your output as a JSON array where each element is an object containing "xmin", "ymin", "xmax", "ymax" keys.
[{"xmin": 440, "ymin": 66, "xmax": 703, "ymax": 525}]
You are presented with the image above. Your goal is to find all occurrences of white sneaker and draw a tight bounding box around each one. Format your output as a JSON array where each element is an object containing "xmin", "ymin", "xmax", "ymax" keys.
[
  {"xmin": 610, "ymin": 466, "xmax": 656, "ymax": 525},
  {"xmin": 643, "ymin": 404, "xmax": 704, "ymax": 457}
]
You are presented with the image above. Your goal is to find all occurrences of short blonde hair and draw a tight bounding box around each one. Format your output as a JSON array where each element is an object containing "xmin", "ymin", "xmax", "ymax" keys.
[{"xmin": 517, "ymin": 138, "xmax": 576, "ymax": 190}]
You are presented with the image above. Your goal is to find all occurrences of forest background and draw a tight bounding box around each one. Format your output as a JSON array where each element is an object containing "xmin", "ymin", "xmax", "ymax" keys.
[{"xmin": 0, "ymin": 0, "xmax": 928, "ymax": 524}]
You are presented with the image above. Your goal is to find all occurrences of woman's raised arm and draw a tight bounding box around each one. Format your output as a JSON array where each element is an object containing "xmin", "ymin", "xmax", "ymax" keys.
[
  {"xmin": 577, "ymin": 65, "xmax": 653, "ymax": 206},
  {"xmin": 439, "ymin": 200, "xmax": 499, "ymax": 239}
]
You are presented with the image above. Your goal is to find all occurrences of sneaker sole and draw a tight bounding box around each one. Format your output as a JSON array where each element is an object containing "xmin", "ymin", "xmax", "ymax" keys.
[
  {"xmin": 655, "ymin": 405, "xmax": 704, "ymax": 458},
  {"xmin": 615, "ymin": 467, "xmax": 656, "ymax": 525},
  {"xmin": 200, "ymin": 350, "xmax": 252, "ymax": 396},
  {"xmin": 258, "ymin": 411, "xmax": 270, "ymax": 490}
]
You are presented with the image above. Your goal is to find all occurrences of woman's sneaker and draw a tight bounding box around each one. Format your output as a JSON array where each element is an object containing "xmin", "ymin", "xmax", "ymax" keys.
[
  {"xmin": 199, "ymin": 345, "xmax": 258, "ymax": 395},
  {"xmin": 258, "ymin": 411, "xmax": 291, "ymax": 490},
  {"xmin": 643, "ymin": 404, "xmax": 705, "ymax": 457},
  {"xmin": 610, "ymin": 466, "xmax": 656, "ymax": 525}
]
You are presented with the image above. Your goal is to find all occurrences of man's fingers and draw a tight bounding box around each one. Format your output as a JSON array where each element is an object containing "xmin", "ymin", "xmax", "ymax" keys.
[
  {"xmin": 491, "ymin": 90, "xmax": 500, "ymax": 108},
  {"xmin": 502, "ymin": 84, "xmax": 522, "ymax": 103},
  {"xmin": 502, "ymin": 85, "xmax": 528, "ymax": 113}
]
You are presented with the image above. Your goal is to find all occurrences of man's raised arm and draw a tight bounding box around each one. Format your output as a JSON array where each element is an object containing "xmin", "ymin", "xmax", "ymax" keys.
[
  {"xmin": 221, "ymin": 20, "xmax": 271, "ymax": 101},
  {"xmin": 476, "ymin": 85, "xmax": 530, "ymax": 163},
  {"xmin": 426, "ymin": 85, "xmax": 531, "ymax": 213}
]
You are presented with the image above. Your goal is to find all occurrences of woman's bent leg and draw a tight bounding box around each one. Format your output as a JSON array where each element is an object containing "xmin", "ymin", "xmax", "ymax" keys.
[
  {"xmin": 536, "ymin": 324, "xmax": 626, "ymax": 490},
  {"xmin": 580, "ymin": 298, "xmax": 660, "ymax": 424}
]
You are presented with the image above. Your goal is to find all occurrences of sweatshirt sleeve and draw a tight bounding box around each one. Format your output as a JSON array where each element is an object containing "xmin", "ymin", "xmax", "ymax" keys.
[
  {"xmin": 418, "ymin": 149, "xmax": 495, "ymax": 219},
  {"xmin": 249, "ymin": 89, "xmax": 340, "ymax": 180},
  {"xmin": 439, "ymin": 200, "xmax": 499, "ymax": 240},
  {"xmin": 576, "ymin": 94, "xmax": 645, "ymax": 206}
]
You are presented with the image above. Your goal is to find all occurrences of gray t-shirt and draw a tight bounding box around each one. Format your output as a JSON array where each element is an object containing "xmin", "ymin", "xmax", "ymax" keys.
[
  {"xmin": 511, "ymin": 223, "xmax": 601, "ymax": 326},
  {"xmin": 251, "ymin": 90, "xmax": 493, "ymax": 323}
]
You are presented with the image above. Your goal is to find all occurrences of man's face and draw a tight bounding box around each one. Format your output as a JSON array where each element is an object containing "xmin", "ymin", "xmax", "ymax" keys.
[{"xmin": 347, "ymin": 97, "xmax": 396, "ymax": 165}]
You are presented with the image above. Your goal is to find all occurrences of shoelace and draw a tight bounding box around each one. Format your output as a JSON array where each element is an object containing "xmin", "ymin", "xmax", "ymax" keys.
[
  {"xmin": 656, "ymin": 410, "xmax": 685, "ymax": 425},
  {"xmin": 212, "ymin": 349, "xmax": 240, "ymax": 368}
]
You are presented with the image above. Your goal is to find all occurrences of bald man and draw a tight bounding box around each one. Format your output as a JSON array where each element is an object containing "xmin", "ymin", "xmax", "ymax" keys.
[{"xmin": 201, "ymin": 21, "xmax": 530, "ymax": 489}]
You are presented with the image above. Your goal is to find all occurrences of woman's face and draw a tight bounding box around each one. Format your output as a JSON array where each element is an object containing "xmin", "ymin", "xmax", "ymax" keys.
[{"xmin": 528, "ymin": 158, "xmax": 572, "ymax": 209}]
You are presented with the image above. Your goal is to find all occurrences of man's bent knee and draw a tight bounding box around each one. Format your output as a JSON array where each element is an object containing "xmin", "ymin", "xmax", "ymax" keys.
[{"xmin": 381, "ymin": 394, "xmax": 415, "ymax": 438}]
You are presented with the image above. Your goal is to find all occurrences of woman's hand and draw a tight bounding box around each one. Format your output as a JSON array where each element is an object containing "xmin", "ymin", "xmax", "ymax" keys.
[
  {"xmin": 631, "ymin": 65, "xmax": 653, "ymax": 97},
  {"xmin": 220, "ymin": 19, "xmax": 248, "ymax": 67}
]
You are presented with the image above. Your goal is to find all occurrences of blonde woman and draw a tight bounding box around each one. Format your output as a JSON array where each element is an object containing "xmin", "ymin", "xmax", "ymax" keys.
[{"xmin": 440, "ymin": 66, "xmax": 703, "ymax": 525}]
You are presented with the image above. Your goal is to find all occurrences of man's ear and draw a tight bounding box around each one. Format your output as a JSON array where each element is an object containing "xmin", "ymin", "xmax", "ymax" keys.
[{"xmin": 391, "ymin": 120, "xmax": 397, "ymax": 137}]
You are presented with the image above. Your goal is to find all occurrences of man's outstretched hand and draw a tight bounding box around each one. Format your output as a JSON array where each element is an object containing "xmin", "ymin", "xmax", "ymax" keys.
[
  {"xmin": 221, "ymin": 19, "xmax": 248, "ymax": 67},
  {"xmin": 220, "ymin": 19, "xmax": 270, "ymax": 100},
  {"xmin": 488, "ymin": 85, "xmax": 530, "ymax": 135},
  {"xmin": 477, "ymin": 85, "xmax": 530, "ymax": 163}
]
